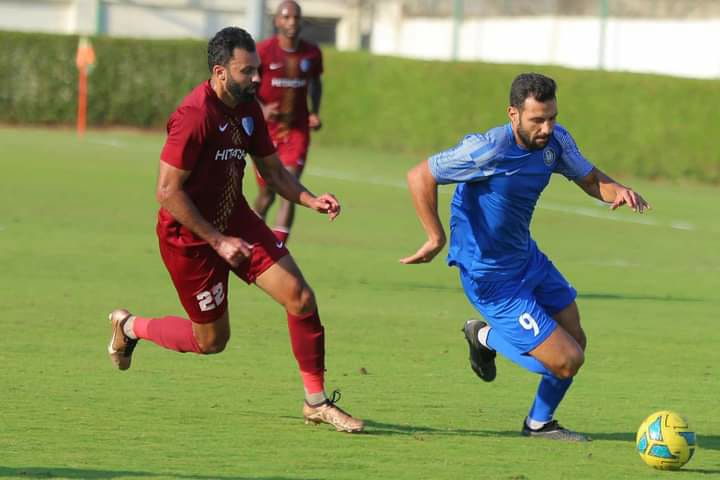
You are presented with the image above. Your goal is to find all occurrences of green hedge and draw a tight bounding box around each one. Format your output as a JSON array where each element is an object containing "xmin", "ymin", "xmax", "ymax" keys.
[
  {"xmin": 322, "ymin": 50, "xmax": 720, "ymax": 183},
  {"xmin": 0, "ymin": 31, "xmax": 206, "ymax": 126},
  {"xmin": 1, "ymin": 31, "xmax": 719, "ymax": 183}
]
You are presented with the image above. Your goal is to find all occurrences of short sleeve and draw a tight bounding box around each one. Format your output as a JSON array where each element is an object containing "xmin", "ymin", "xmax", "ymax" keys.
[
  {"xmin": 248, "ymin": 101, "xmax": 276, "ymax": 157},
  {"xmin": 553, "ymin": 124, "xmax": 594, "ymax": 180},
  {"xmin": 428, "ymin": 133, "xmax": 497, "ymax": 184},
  {"xmin": 160, "ymin": 107, "xmax": 207, "ymax": 170}
]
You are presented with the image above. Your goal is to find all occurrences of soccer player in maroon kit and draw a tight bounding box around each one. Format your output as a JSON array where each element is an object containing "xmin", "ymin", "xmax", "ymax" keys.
[
  {"xmin": 252, "ymin": 1, "xmax": 323, "ymax": 244},
  {"xmin": 107, "ymin": 26, "xmax": 363, "ymax": 433}
]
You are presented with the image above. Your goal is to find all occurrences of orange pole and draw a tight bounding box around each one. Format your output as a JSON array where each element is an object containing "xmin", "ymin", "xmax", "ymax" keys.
[{"xmin": 77, "ymin": 65, "xmax": 87, "ymax": 137}]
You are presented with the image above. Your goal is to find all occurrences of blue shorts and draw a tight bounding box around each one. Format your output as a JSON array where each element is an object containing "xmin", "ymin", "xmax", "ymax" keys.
[{"xmin": 460, "ymin": 251, "xmax": 576, "ymax": 354}]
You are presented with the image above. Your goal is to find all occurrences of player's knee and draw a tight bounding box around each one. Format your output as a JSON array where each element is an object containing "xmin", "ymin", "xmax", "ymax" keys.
[
  {"xmin": 554, "ymin": 348, "xmax": 584, "ymax": 378},
  {"xmin": 286, "ymin": 282, "xmax": 316, "ymax": 315},
  {"xmin": 196, "ymin": 332, "xmax": 230, "ymax": 355},
  {"xmin": 568, "ymin": 350, "xmax": 585, "ymax": 377},
  {"xmin": 197, "ymin": 338, "xmax": 228, "ymax": 355},
  {"xmin": 296, "ymin": 285, "xmax": 317, "ymax": 314}
]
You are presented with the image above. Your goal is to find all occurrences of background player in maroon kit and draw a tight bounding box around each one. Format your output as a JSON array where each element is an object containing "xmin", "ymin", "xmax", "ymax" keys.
[
  {"xmin": 107, "ymin": 27, "xmax": 363, "ymax": 433},
  {"xmin": 253, "ymin": 1, "xmax": 323, "ymax": 244}
]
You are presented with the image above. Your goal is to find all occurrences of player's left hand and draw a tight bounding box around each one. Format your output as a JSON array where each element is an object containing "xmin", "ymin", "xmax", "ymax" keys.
[
  {"xmin": 310, "ymin": 193, "xmax": 341, "ymax": 220},
  {"xmin": 611, "ymin": 187, "xmax": 651, "ymax": 213},
  {"xmin": 308, "ymin": 113, "xmax": 322, "ymax": 131},
  {"xmin": 399, "ymin": 237, "xmax": 446, "ymax": 264}
]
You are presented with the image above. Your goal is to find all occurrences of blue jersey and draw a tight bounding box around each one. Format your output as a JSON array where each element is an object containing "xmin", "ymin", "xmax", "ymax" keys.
[{"xmin": 428, "ymin": 123, "xmax": 593, "ymax": 281}]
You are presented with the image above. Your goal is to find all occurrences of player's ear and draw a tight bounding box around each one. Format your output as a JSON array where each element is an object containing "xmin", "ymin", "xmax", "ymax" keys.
[
  {"xmin": 213, "ymin": 64, "xmax": 226, "ymax": 81},
  {"xmin": 508, "ymin": 105, "xmax": 519, "ymax": 125}
]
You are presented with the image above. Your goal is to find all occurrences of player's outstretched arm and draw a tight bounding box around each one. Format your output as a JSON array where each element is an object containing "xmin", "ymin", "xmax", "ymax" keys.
[
  {"xmin": 156, "ymin": 161, "xmax": 253, "ymax": 267},
  {"xmin": 575, "ymin": 167, "xmax": 651, "ymax": 213},
  {"xmin": 400, "ymin": 160, "xmax": 446, "ymax": 264},
  {"xmin": 308, "ymin": 76, "xmax": 322, "ymax": 130},
  {"xmin": 252, "ymin": 153, "xmax": 340, "ymax": 220}
]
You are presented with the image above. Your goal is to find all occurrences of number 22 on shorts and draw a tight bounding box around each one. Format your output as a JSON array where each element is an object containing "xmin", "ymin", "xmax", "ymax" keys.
[
  {"xmin": 519, "ymin": 312, "xmax": 539, "ymax": 336},
  {"xmin": 196, "ymin": 282, "xmax": 225, "ymax": 311}
]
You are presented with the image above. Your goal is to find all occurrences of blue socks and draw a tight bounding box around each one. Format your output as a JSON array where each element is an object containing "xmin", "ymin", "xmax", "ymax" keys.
[
  {"xmin": 528, "ymin": 374, "xmax": 573, "ymax": 423},
  {"xmin": 484, "ymin": 326, "xmax": 573, "ymax": 426}
]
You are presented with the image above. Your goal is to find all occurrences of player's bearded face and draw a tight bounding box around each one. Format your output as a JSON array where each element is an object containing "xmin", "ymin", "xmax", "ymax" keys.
[
  {"xmin": 515, "ymin": 98, "xmax": 557, "ymax": 150},
  {"xmin": 517, "ymin": 119, "xmax": 548, "ymax": 150},
  {"xmin": 222, "ymin": 49, "xmax": 261, "ymax": 103},
  {"xmin": 227, "ymin": 75, "xmax": 258, "ymax": 102}
]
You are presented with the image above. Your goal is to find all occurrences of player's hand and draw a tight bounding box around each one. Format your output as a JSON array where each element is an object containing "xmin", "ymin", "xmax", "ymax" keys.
[
  {"xmin": 610, "ymin": 187, "xmax": 651, "ymax": 213},
  {"xmin": 214, "ymin": 235, "xmax": 254, "ymax": 268},
  {"xmin": 308, "ymin": 113, "xmax": 322, "ymax": 131},
  {"xmin": 261, "ymin": 102, "xmax": 280, "ymax": 121},
  {"xmin": 399, "ymin": 238, "xmax": 446, "ymax": 264},
  {"xmin": 309, "ymin": 193, "xmax": 341, "ymax": 220}
]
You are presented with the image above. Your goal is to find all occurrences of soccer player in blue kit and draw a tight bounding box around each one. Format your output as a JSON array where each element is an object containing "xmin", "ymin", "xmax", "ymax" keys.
[{"xmin": 401, "ymin": 73, "xmax": 650, "ymax": 441}]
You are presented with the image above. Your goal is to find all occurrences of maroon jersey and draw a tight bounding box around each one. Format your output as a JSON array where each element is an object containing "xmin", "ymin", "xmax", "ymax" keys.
[
  {"xmin": 158, "ymin": 80, "xmax": 276, "ymax": 249},
  {"xmin": 257, "ymin": 36, "xmax": 323, "ymax": 132}
]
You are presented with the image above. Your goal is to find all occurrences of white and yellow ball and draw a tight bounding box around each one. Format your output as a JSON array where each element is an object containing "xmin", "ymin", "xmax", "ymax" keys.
[{"xmin": 636, "ymin": 410, "xmax": 696, "ymax": 470}]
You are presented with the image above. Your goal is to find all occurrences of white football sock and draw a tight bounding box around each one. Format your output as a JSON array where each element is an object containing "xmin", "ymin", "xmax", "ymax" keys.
[
  {"xmin": 476, "ymin": 325, "xmax": 492, "ymax": 349},
  {"xmin": 305, "ymin": 389, "xmax": 327, "ymax": 406},
  {"xmin": 526, "ymin": 417, "xmax": 550, "ymax": 430},
  {"xmin": 123, "ymin": 316, "xmax": 138, "ymax": 339}
]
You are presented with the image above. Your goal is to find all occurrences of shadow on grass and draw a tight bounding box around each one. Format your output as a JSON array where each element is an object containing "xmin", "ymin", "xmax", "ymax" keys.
[
  {"xmin": 578, "ymin": 292, "xmax": 707, "ymax": 303},
  {"xmin": 363, "ymin": 421, "xmax": 720, "ymax": 449},
  {"xmin": 0, "ymin": 467, "xmax": 315, "ymax": 480}
]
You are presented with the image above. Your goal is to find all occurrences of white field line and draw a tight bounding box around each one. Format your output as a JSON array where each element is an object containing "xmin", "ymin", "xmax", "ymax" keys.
[
  {"xmin": 310, "ymin": 167, "xmax": 408, "ymax": 188},
  {"xmin": 72, "ymin": 147, "xmax": 697, "ymax": 232},
  {"xmin": 307, "ymin": 167, "xmax": 697, "ymax": 232},
  {"xmin": 538, "ymin": 201, "xmax": 686, "ymax": 229}
]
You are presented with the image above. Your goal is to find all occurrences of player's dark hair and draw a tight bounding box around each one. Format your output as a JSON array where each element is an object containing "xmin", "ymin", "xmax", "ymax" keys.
[
  {"xmin": 509, "ymin": 73, "xmax": 557, "ymax": 109},
  {"xmin": 207, "ymin": 27, "xmax": 256, "ymax": 72}
]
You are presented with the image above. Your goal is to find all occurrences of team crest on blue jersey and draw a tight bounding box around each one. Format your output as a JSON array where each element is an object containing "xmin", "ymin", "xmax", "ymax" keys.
[
  {"xmin": 543, "ymin": 148, "xmax": 556, "ymax": 166},
  {"xmin": 300, "ymin": 58, "xmax": 311, "ymax": 73},
  {"xmin": 241, "ymin": 116, "xmax": 254, "ymax": 136}
]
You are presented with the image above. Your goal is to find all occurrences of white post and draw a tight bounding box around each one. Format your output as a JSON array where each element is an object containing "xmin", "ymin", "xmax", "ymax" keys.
[
  {"xmin": 69, "ymin": 0, "xmax": 99, "ymax": 35},
  {"xmin": 246, "ymin": 0, "xmax": 267, "ymax": 40}
]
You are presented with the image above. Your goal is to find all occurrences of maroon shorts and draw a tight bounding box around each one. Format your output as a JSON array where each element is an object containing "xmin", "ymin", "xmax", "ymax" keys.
[
  {"xmin": 255, "ymin": 128, "xmax": 310, "ymax": 187},
  {"xmin": 158, "ymin": 215, "xmax": 289, "ymax": 324}
]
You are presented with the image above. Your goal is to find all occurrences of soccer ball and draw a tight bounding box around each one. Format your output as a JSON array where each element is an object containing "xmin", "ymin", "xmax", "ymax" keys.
[{"xmin": 636, "ymin": 410, "xmax": 697, "ymax": 470}]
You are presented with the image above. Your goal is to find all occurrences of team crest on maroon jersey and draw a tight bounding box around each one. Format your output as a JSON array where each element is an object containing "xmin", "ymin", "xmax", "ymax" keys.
[
  {"xmin": 300, "ymin": 58, "xmax": 311, "ymax": 73},
  {"xmin": 242, "ymin": 116, "xmax": 254, "ymax": 136}
]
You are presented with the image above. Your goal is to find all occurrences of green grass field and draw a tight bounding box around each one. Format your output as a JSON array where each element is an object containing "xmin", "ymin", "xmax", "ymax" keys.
[{"xmin": 1, "ymin": 126, "xmax": 719, "ymax": 479}]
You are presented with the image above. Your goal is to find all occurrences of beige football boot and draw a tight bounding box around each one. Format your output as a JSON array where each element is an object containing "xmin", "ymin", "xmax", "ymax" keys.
[
  {"xmin": 107, "ymin": 309, "xmax": 138, "ymax": 370},
  {"xmin": 303, "ymin": 391, "xmax": 364, "ymax": 433}
]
